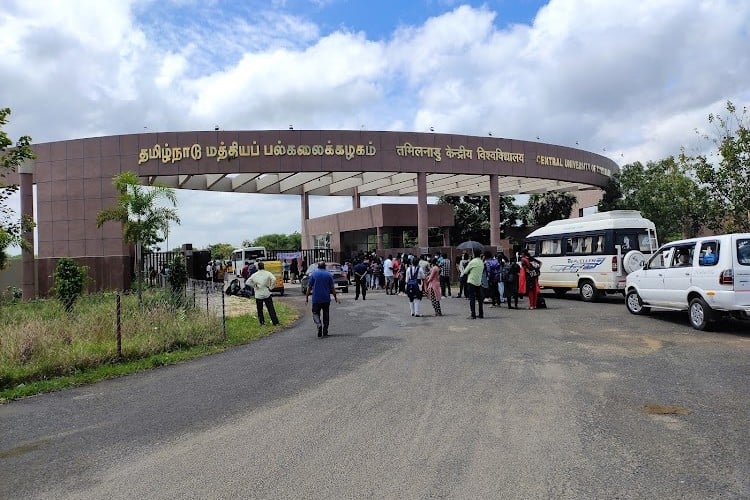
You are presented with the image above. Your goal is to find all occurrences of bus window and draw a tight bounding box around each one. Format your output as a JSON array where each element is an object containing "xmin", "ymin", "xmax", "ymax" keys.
[
  {"xmin": 590, "ymin": 235, "xmax": 604, "ymax": 254},
  {"xmin": 637, "ymin": 233, "xmax": 654, "ymax": 252},
  {"xmin": 540, "ymin": 239, "xmax": 561, "ymax": 256},
  {"xmin": 615, "ymin": 233, "xmax": 635, "ymax": 252}
]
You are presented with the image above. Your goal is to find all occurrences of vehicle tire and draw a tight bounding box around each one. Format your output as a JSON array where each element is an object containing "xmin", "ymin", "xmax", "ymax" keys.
[
  {"xmin": 626, "ymin": 290, "xmax": 650, "ymax": 315},
  {"xmin": 343, "ymin": 287, "xmax": 348, "ymax": 293},
  {"xmin": 579, "ymin": 280, "xmax": 599, "ymax": 302},
  {"xmin": 553, "ymin": 288, "xmax": 568, "ymax": 297},
  {"xmin": 688, "ymin": 297, "xmax": 713, "ymax": 330}
]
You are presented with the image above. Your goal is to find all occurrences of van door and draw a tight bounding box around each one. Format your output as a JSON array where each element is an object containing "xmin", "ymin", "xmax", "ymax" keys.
[
  {"xmin": 638, "ymin": 248, "xmax": 671, "ymax": 304},
  {"xmin": 661, "ymin": 244, "xmax": 695, "ymax": 308}
]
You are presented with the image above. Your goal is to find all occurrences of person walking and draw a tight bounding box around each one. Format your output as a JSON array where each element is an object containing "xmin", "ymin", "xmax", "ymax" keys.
[
  {"xmin": 484, "ymin": 251, "xmax": 501, "ymax": 306},
  {"xmin": 305, "ymin": 261, "xmax": 339, "ymax": 337},
  {"xmin": 456, "ymin": 253, "xmax": 470, "ymax": 298},
  {"xmin": 383, "ymin": 254, "xmax": 394, "ymax": 295},
  {"xmin": 439, "ymin": 252, "xmax": 452, "ymax": 297},
  {"xmin": 353, "ymin": 258, "xmax": 368, "ymax": 300},
  {"xmin": 248, "ymin": 261, "xmax": 280, "ymax": 326},
  {"xmin": 404, "ymin": 256, "xmax": 425, "ymax": 317},
  {"xmin": 425, "ymin": 257, "xmax": 443, "ymax": 316},
  {"xmin": 461, "ymin": 249, "xmax": 485, "ymax": 319},
  {"xmin": 521, "ymin": 250, "xmax": 542, "ymax": 309},
  {"xmin": 504, "ymin": 257, "xmax": 521, "ymax": 309}
]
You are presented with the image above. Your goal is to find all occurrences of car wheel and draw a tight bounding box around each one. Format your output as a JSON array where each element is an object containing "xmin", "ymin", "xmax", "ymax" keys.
[
  {"xmin": 626, "ymin": 290, "xmax": 650, "ymax": 315},
  {"xmin": 553, "ymin": 287, "xmax": 568, "ymax": 297},
  {"xmin": 579, "ymin": 280, "xmax": 599, "ymax": 302},
  {"xmin": 689, "ymin": 297, "xmax": 713, "ymax": 330}
]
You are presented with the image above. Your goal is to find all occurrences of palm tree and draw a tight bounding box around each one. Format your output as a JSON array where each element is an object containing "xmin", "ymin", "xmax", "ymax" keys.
[{"xmin": 97, "ymin": 171, "xmax": 180, "ymax": 301}]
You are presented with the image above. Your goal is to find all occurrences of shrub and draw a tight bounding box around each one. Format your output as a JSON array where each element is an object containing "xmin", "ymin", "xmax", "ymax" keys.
[
  {"xmin": 53, "ymin": 258, "xmax": 87, "ymax": 312},
  {"xmin": 168, "ymin": 255, "xmax": 187, "ymax": 293}
]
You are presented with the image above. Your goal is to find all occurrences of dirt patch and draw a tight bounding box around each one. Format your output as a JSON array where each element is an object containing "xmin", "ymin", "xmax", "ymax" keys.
[{"xmin": 642, "ymin": 404, "xmax": 691, "ymax": 415}]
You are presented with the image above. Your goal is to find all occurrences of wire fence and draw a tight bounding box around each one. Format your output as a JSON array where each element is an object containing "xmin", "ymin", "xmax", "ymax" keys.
[{"xmin": 111, "ymin": 277, "xmax": 228, "ymax": 358}]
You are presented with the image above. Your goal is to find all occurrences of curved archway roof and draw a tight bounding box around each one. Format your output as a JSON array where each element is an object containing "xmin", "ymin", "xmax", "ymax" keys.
[{"xmin": 75, "ymin": 130, "xmax": 621, "ymax": 197}]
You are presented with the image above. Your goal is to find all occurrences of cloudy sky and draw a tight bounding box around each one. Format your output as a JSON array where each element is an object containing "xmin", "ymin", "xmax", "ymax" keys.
[{"xmin": 2, "ymin": 0, "xmax": 749, "ymax": 251}]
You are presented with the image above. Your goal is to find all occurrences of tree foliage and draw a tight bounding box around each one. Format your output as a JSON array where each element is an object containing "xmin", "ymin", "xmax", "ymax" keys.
[
  {"xmin": 206, "ymin": 242, "xmax": 235, "ymax": 260},
  {"xmin": 243, "ymin": 232, "xmax": 301, "ymax": 250},
  {"xmin": 601, "ymin": 158, "xmax": 712, "ymax": 241},
  {"xmin": 439, "ymin": 194, "xmax": 524, "ymax": 244},
  {"xmin": 525, "ymin": 192, "xmax": 577, "ymax": 227},
  {"xmin": 685, "ymin": 100, "xmax": 750, "ymax": 233},
  {"xmin": 1, "ymin": 107, "xmax": 36, "ymax": 269},
  {"xmin": 96, "ymin": 171, "xmax": 180, "ymax": 249}
]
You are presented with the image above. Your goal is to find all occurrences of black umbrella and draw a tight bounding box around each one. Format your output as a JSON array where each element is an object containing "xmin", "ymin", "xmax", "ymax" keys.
[{"xmin": 456, "ymin": 240, "xmax": 485, "ymax": 251}]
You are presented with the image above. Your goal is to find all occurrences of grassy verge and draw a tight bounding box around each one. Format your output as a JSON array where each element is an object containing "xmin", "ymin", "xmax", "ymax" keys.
[{"xmin": 0, "ymin": 291, "xmax": 299, "ymax": 403}]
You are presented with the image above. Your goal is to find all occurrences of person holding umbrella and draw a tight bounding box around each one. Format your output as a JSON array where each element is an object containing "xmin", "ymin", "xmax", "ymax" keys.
[{"xmin": 461, "ymin": 248, "xmax": 485, "ymax": 319}]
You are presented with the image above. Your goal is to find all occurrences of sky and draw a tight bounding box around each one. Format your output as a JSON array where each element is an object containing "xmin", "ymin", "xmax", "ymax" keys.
[{"xmin": 2, "ymin": 0, "xmax": 749, "ymax": 251}]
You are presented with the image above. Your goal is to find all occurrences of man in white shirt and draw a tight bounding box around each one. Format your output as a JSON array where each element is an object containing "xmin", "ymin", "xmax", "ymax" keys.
[
  {"xmin": 248, "ymin": 261, "xmax": 280, "ymax": 326},
  {"xmin": 383, "ymin": 255, "xmax": 394, "ymax": 295}
]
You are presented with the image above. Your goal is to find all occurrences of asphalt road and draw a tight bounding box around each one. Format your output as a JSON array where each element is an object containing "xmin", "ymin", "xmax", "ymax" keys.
[{"xmin": 1, "ymin": 287, "xmax": 749, "ymax": 499}]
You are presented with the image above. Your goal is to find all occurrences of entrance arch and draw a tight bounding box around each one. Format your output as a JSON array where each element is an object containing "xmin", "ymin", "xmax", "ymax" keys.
[{"xmin": 18, "ymin": 130, "xmax": 618, "ymax": 296}]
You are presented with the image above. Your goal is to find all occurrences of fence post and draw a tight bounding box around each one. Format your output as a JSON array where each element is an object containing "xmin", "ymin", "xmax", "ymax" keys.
[
  {"xmin": 205, "ymin": 285, "xmax": 209, "ymax": 314},
  {"xmin": 116, "ymin": 292, "xmax": 122, "ymax": 359},
  {"xmin": 221, "ymin": 289, "xmax": 226, "ymax": 339}
]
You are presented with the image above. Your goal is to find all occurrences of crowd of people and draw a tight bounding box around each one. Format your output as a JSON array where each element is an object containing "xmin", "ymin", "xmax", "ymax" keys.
[
  {"xmin": 332, "ymin": 248, "xmax": 543, "ymax": 324},
  {"xmin": 223, "ymin": 248, "xmax": 545, "ymax": 338}
]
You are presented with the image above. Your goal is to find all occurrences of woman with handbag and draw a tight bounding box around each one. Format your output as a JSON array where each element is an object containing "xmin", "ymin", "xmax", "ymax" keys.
[{"xmin": 405, "ymin": 256, "xmax": 425, "ymax": 317}]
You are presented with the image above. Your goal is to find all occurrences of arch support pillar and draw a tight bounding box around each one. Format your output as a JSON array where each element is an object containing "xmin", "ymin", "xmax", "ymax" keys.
[
  {"xmin": 20, "ymin": 159, "xmax": 36, "ymax": 299},
  {"xmin": 300, "ymin": 193, "xmax": 310, "ymax": 249},
  {"xmin": 489, "ymin": 173, "xmax": 500, "ymax": 249},
  {"xmin": 417, "ymin": 172, "xmax": 428, "ymax": 249}
]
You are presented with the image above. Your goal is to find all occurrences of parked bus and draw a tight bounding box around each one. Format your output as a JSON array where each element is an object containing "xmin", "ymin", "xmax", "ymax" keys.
[
  {"xmin": 524, "ymin": 210, "xmax": 658, "ymax": 302},
  {"xmin": 230, "ymin": 247, "xmax": 267, "ymax": 276}
]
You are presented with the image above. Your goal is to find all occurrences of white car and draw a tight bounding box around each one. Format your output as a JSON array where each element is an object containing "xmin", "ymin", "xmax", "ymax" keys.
[{"xmin": 625, "ymin": 233, "xmax": 750, "ymax": 330}]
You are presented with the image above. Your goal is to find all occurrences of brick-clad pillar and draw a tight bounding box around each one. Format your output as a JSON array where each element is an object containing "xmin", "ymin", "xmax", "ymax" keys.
[{"xmin": 19, "ymin": 159, "xmax": 36, "ymax": 299}]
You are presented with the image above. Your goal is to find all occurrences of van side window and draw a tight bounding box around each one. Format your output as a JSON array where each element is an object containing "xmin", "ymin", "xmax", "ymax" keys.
[
  {"xmin": 648, "ymin": 250, "xmax": 668, "ymax": 269},
  {"xmin": 592, "ymin": 235, "xmax": 605, "ymax": 254},
  {"xmin": 540, "ymin": 239, "xmax": 562, "ymax": 256},
  {"xmin": 737, "ymin": 239, "xmax": 750, "ymax": 266},
  {"xmin": 566, "ymin": 237, "xmax": 584, "ymax": 254},
  {"xmin": 698, "ymin": 241, "xmax": 720, "ymax": 266},
  {"xmin": 671, "ymin": 245, "xmax": 694, "ymax": 267}
]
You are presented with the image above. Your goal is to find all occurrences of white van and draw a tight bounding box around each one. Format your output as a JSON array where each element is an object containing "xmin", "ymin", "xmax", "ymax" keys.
[
  {"xmin": 625, "ymin": 233, "xmax": 750, "ymax": 330},
  {"xmin": 525, "ymin": 210, "xmax": 659, "ymax": 301}
]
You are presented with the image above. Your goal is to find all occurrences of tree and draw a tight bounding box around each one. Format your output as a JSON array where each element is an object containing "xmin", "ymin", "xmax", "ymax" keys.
[
  {"xmin": 525, "ymin": 192, "xmax": 577, "ymax": 227},
  {"xmin": 686, "ymin": 100, "xmax": 750, "ymax": 233},
  {"xmin": 438, "ymin": 195, "xmax": 520, "ymax": 244},
  {"xmin": 243, "ymin": 232, "xmax": 301, "ymax": 250},
  {"xmin": 96, "ymin": 171, "xmax": 180, "ymax": 296},
  {"xmin": 597, "ymin": 174, "xmax": 624, "ymax": 212},
  {"xmin": 1, "ymin": 108, "xmax": 36, "ymax": 269},
  {"xmin": 206, "ymin": 242, "xmax": 235, "ymax": 260},
  {"xmin": 610, "ymin": 159, "xmax": 713, "ymax": 241}
]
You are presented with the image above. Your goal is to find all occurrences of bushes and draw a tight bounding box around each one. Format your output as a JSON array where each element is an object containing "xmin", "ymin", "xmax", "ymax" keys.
[{"xmin": 53, "ymin": 258, "xmax": 87, "ymax": 312}]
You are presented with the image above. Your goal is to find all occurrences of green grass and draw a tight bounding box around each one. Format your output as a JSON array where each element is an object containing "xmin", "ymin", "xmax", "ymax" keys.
[{"xmin": 0, "ymin": 290, "xmax": 299, "ymax": 403}]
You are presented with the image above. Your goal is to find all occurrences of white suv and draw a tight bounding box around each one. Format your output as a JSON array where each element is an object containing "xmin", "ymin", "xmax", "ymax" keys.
[{"xmin": 625, "ymin": 233, "xmax": 750, "ymax": 330}]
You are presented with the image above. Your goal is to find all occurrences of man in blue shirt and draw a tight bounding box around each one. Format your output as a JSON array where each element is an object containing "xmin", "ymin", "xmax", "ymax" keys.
[{"xmin": 305, "ymin": 262, "xmax": 339, "ymax": 337}]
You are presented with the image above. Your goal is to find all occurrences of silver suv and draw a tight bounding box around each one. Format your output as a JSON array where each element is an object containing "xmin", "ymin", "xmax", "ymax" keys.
[{"xmin": 625, "ymin": 233, "xmax": 750, "ymax": 330}]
